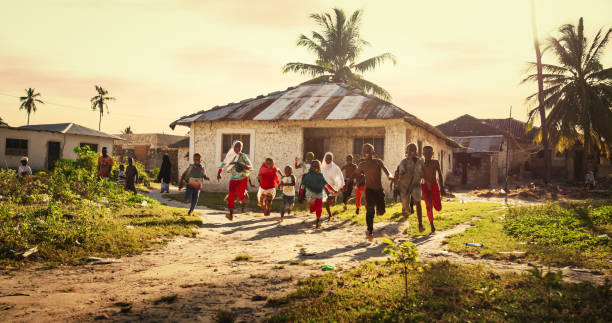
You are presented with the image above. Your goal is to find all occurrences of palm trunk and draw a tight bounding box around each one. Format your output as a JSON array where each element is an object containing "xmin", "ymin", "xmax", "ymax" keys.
[
  {"xmin": 27, "ymin": 113, "xmax": 30, "ymax": 126},
  {"xmin": 99, "ymin": 111, "xmax": 102, "ymax": 131},
  {"xmin": 582, "ymin": 120, "xmax": 590, "ymax": 179}
]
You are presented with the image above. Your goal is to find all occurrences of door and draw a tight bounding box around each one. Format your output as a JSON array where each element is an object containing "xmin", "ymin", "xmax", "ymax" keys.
[
  {"xmin": 303, "ymin": 138, "xmax": 325, "ymax": 162},
  {"xmin": 47, "ymin": 141, "xmax": 61, "ymax": 170}
]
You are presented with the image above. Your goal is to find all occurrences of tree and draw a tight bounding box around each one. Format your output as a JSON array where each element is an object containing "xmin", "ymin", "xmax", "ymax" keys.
[
  {"xmin": 283, "ymin": 8, "xmax": 396, "ymax": 100},
  {"xmin": 523, "ymin": 18, "xmax": 612, "ymax": 172},
  {"xmin": 19, "ymin": 88, "xmax": 44, "ymax": 125},
  {"xmin": 90, "ymin": 85, "xmax": 116, "ymax": 131},
  {"xmin": 122, "ymin": 126, "xmax": 133, "ymax": 134}
]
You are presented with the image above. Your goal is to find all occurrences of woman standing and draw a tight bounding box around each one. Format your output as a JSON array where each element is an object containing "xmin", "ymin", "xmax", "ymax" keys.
[
  {"xmin": 218, "ymin": 141, "xmax": 252, "ymax": 220},
  {"xmin": 157, "ymin": 154, "xmax": 171, "ymax": 193},
  {"xmin": 321, "ymin": 152, "xmax": 344, "ymax": 220}
]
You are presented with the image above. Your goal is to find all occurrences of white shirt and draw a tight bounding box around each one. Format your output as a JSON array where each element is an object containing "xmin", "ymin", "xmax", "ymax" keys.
[{"xmin": 18, "ymin": 165, "xmax": 32, "ymax": 176}]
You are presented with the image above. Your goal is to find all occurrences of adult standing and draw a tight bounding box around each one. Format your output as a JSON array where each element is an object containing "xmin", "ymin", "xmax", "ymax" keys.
[
  {"xmin": 125, "ymin": 157, "xmax": 138, "ymax": 195},
  {"xmin": 157, "ymin": 154, "xmax": 171, "ymax": 193},
  {"xmin": 218, "ymin": 141, "xmax": 252, "ymax": 220},
  {"xmin": 321, "ymin": 152, "xmax": 344, "ymax": 220},
  {"xmin": 354, "ymin": 144, "xmax": 394, "ymax": 241},
  {"xmin": 97, "ymin": 147, "xmax": 113, "ymax": 178}
]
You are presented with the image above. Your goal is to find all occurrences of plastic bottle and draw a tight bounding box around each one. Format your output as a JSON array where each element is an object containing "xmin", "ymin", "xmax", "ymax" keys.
[{"xmin": 465, "ymin": 243, "xmax": 484, "ymax": 247}]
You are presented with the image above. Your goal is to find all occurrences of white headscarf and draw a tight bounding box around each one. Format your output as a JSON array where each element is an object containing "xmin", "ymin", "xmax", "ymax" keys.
[
  {"xmin": 321, "ymin": 152, "xmax": 344, "ymax": 191},
  {"xmin": 221, "ymin": 140, "xmax": 242, "ymax": 170}
]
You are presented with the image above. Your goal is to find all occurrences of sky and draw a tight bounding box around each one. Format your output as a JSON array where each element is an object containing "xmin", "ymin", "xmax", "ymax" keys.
[{"xmin": 0, "ymin": 0, "xmax": 610, "ymax": 136}]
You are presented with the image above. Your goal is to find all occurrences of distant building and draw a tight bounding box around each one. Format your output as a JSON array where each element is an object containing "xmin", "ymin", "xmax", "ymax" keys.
[
  {"xmin": 168, "ymin": 137, "xmax": 190, "ymax": 182},
  {"xmin": 171, "ymin": 82, "xmax": 460, "ymax": 193},
  {"xmin": 0, "ymin": 123, "xmax": 120, "ymax": 171}
]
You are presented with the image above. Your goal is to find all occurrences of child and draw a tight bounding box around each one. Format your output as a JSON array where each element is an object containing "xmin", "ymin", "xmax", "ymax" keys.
[
  {"xmin": 396, "ymin": 144, "xmax": 425, "ymax": 232},
  {"xmin": 321, "ymin": 152, "xmax": 344, "ymax": 221},
  {"xmin": 179, "ymin": 153, "xmax": 210, "ymax": 215},
  {"xmin": 340, "ymin": 155, "xmax": 357, "ymax": 211},
  {"xmin": 302, "ymin": 160, "xmax": 336, "ymax": 229},
  {"xmin": 117, "ymin": 164, "xmax": 126, "ymax": 186},
  {"xmin": 257, "ymin": 158, "xmax": 280, "ymax": 216},
  {"xmin": 17, "ymin": 156, "xmax": 32, "ymax": 183},
  {"xmin": 354, "ymin": 170, "xmax": 367, "ymax": 214},
  {"xmin": 279, "ymin": 166, "xmax": 296, "ymax": 222},
  {"xmin": 125, "ymin": 157, "xmax": 139, "ymax": 195},
  {"xmin": 295, "ymin": 152, "xmax": 315, "ymax": 203},
  {"xmin": 218, "ymin": 141, "xmax": 252, "ymax": 220},
  {"xmin": 421, "ymin": 146, "xmax": 445, "ymax": 233},
  {"xmin": 390, "ymin": 169, "xmax": 400, "ymax": 203}
]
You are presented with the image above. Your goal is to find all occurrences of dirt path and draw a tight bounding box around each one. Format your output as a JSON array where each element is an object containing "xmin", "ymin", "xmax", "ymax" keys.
[{"xmin": 0, "ymin": 190, "xmax": 606, "ymax": 322}]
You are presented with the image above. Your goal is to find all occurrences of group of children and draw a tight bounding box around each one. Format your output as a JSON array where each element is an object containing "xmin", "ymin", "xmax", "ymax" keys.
[{"xmin": 178, "ymin": 140, "xmax": 446, "ymax": 241}]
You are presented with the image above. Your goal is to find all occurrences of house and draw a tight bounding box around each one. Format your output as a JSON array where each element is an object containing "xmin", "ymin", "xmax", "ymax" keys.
[
  {"xmin": 170, "ymin": 82, "xmax": 460, "ymax": 193},
  {"xmin": 0, "ymin": 123, "xmax": 120, "ymax": 171},
  {"xmin": 168, "ymin": 137, "xmax": 190, "ymax": 182},
  {"xmin": 113, "ymin": 133, "xmax": 189, "ymax": 184}
]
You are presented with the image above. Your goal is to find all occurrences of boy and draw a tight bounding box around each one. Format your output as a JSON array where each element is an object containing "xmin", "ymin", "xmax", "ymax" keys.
[
  {"xmin": 279, "ymin": 166, "xmax": 296, "ymax": 222},
  {"xmin": 396, "ymin": 144, "xmax": 425, "ymax": 232},
  {"xmin": 295, "ymin": 152, "xmax": 315, "ymax": 203},
  {"xmin": 421, "ymin": 146, "xmax": 445, "ymax": 233},
  {"xmin": 125, "ymin": 157, "xmax": 138, "ymax": 195},
  {"xmin": 340, "ymin": 155, "xmax": 357, "ymax": 211},
  {"xmin": 117, "ymin": 164, "xmax": 126, "ymax": 186},
  {"xmin": 180, "ymin": 153, "xmax": 210, "ymax": 216},
  {"xmin": 354, "ymin": 144, "xmax": 394, "ymax": 241}
]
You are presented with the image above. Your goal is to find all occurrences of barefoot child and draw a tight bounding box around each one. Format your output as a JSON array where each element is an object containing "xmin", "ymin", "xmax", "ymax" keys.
[
  {"xmin": 257, "ymin": 158, "xmax": 280, "ymax": 216},
  {"xmin": 302, "ymin": 160, "xmax": 336, "ymax": 229},
  {"xmin": 396, "ymin": 144, "xmax": 425, "ymax": 232},
  {"xmin": 179, "ymin": 153, "xmax": 210, "ymax": 215},
  {"xmin": 354, "ymin": 171, "xmax": 367, "ymax": 214},
  {"xmin": 421, "ymin": 146, "xmax": 445, "ymax": 232},
  {"xmin": 354, "ymin": 144, "xmax": 394, "ymax": 241},
  {"xmin": 321, "ymin": 152, "xmax": 344, "ymax": 221},
  {"xmin": 279, "ymin": 166, "xmax": 296, "ymax": 222},
  {"xmin": 341, "ymin": 155, "xmax": 357, "ymax": 211},
  {"xmin": 295, "ymin": 152, "xmax": 315, "ymax": 203},
  {"xmin": 218, "ymin": 141, "xmax": 252, "ymax": 220}
]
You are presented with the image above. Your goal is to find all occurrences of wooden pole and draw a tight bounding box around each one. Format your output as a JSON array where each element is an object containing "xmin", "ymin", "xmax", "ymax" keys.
[{"xmin": 505, "ymin": 106, "xmax": 512, "ymax": 204}]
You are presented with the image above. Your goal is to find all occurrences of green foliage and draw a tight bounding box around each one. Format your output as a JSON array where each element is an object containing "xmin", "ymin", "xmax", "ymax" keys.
[{"xmin": 381, "ymin": 238, "xmax": 420, "ymax": 300}]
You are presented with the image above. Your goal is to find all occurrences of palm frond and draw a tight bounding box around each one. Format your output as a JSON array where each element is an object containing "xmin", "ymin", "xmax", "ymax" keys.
[
  {"xmin": 282, "ymin": 62, "xmax": 327, "ymax": 77},
  {"xmin": 352, "ymin": 53, "xmax": 397, "ymax": 73}
]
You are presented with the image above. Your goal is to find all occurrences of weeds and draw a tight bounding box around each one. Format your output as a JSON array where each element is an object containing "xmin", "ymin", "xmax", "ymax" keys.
[{"xmin": 233, "ymin": 254, "xmax": 252, "ymax": 261}]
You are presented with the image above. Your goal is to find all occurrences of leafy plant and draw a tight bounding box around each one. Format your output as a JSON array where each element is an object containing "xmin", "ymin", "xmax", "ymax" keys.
[
  {"xmin": 527, "ymin": 264, "xmax": 563, "ymax": 318},
  {"xmin": 381, "ymin": 238, "xmax": 419, "ymax": 300}
]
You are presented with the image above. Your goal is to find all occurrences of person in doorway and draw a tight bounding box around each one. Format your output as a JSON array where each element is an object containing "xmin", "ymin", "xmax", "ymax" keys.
[
  {"xmin": 97, "ymin": 147, "xmax": 114, "ymax": 179},
  {"xmin": 157, "ymin": 154, "xmax": 172, "ymax": 194},
  {"xmin": 302, "ymin": 160, "xmax": 336, "ymax": 229},
  {"xmin": 218, "ymin": 141, "xmax": 252, "ymax": 221},
  {"xmin": 340, "ymin": 154, "xmax": 357, "ymax": 211},
  {"xmin": 117, "ymin": 164, "xmax": 126, "ymax": 187},
  {"xmin": 295, "ymin": 152, "xmax": 315, "ymax": 203},
  {"xmin": 353, "ymin": 144, "xmax": 394, "ymax": 242},
  {"xmin": 279, "ymin": 166, "xmax": 296, "ymax": 222},
  {"xmin": 179, "ymin": 153, "xmax": 210, "ymax": 215},
  {"xmin": 396, "ymin": 144, "xmax": 425, "ymax": 232},
  {"xmin": 18, "ymin": 156, "xmax": 32, "ymax": 183},
  {"xmin": 257, "ymin": 158, "xmax": 280, "ymax": 216},
  {"xmin": 421, "ymin": 146, "xmax": 446, "ymax": 233},
  {"xmin": 321, "ymin": 152, "xmax": 344, "ymax": 220},
  {"xmin": 125, "ymin": 157, "xmax": 138, "ymax": 195}
]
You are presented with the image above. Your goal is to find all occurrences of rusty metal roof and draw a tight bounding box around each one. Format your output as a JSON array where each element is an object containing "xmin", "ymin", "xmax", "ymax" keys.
[
  {"xmin": 15, "ymin": 123, "xmax": 122, "ymax": 140},
  {"xmin": 451, "ymin": 135, "xmax": 504, "ymax": 153},
  {"xmin": 170, "ymin": 83, "xmax": 460, "ymax": 147}
]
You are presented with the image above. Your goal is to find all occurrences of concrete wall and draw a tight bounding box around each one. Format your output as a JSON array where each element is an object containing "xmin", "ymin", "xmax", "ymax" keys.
[
  {"xmin": 186, "ymin": 119, "xmax": 455, "ymax": 194},
  {"xmin": 0, "ymin": 128, "xmax": 114, "ymax": 171},
  {"xmin": 405, "ymin": 122, "xmax": 454, "ymax": 180},
  {"xmin": 177, "ymin": 147, "xmax": 190, "ymax": 182},
  {"xmin": 114, "ymin": 134, "xmax": 187, "ymax": 148}
]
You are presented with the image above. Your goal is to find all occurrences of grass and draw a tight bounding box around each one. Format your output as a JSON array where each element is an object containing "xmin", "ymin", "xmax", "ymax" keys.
[
  {"xmin": 0, "ymin": 201, "xmax": 202, "ymax": 270},
  {"xmin": 267, "ymin": 260, "xmax": 612, "ymax": 322},
  {"xmin": 233, "ymin": 253, "xmax": 252, "ymax": 261},
  {"xmin": 446, "ymin": 201, "xmax": 612, "ymax": 270}
]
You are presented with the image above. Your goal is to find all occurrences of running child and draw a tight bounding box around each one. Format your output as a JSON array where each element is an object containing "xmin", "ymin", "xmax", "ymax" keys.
[
  {"xmin": 421, "ymin": 146, "xmax": 445, "ymax": 233},
  {"xmin": 396, "ymin": 144, "xmax": 425, "ymax": 232},
  {"xmin": 218, "ymin": 141, "xmax": 252, "ymax": 220},
  {"xmin": 390, "ymin": 169, "xmax": 400, "ymax": 203},
  {"xmin": 354, "ymin": 170, "xmax": 367, "ymax": 214},
  {"xmin": 354, "ymin": 144, "xmax": 394, "ymax": 241},
  {"xmin": 279, "ymin": 166, "xmax": 296, "ymax": 222},
  {"xmin": 179, "ymin": 153, "xmax": 210, "ymax": 215},
  {"xmin": 302, "ymin": 160, "xmax": 336, "ymax": 229},
  {"xmin": 340, "ymin": 155, "xmax": 357, "ymax": 211},
  {"xmin": 295, "ymin": 152, "xmax": 315, "ymax": 203},
  {"xmin": 321, "ymin": 152, "xmax": 344, "ymax": 221},
  {"xmin": 257, "ymin": 158, "xmax": 280, "ymax": 216}
]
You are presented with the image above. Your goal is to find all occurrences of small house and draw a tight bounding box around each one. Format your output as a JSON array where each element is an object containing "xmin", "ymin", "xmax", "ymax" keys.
[{"xmin": 170, "ymin": 83, "xmax": 460, "ymax": 193}]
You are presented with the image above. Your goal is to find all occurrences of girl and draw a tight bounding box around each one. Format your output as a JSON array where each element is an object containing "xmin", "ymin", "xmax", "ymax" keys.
[
  {"xmin": 321, "ymin": 152, "xmax": 344, "ymax": 220},
  {"xmin": 257, "ymin": 158, "xmax": 281, "ymax": 216},
  {"xmin": 301, "ymin": 160, "xmax": 336, "ymax": 229},
  {"xmin": 218, "ymin": 141, "xmax": 252, "ymax": 220}
]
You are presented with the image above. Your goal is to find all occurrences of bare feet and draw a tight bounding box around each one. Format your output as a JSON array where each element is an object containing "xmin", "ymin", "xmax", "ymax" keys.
[
  {"xmin": 279, "ymin": 216, "xmax": 284, "ymax": 222},
  {"xmin": 430, "ymin": 222, "xmax": 436, "ymax": 233},
  {"xmin": 343, "ymin": 204, "xmax": 347, "ymax": 211},
  {"xmin": 418, "ymin": 225, "xmax": 425, "ymax": 233},
  {"xmin": 355, "ymin": 208, "xmax": 360, "ymax": 215},
  {"xmin": 367, "ymin": 232, "xmax": 374, "ymax": 242},
  {"xmin": 316, "ymin": 219, "xmax": 321, "ymax": 229},
  {"xmin": 226, "ymin": 210, "xmax": 234, "ymax": 221}
]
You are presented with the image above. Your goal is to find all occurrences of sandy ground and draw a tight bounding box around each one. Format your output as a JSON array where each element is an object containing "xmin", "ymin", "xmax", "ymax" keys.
[{"xmin": 0, "ymin": 188, "xmax": 607, "ymax": 322}]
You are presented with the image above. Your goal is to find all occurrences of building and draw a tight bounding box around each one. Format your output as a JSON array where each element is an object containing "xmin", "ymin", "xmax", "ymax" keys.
[
  {"xmin": 0, "ymin": 123, "xmax": 120, "ymax": 171},
  {"xmin": 113, "ymin": 133, "xmax": 188, "ymax": 183},
  {"xmin": 168, "ymin": 137, "xmax": 190, "ymax": 181},
  {"xmin": 170, "ymin": 82, "xmax": 460, "ymax": 192}
]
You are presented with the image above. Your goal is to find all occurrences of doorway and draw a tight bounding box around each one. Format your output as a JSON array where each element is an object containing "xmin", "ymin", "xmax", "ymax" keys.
[
  {"xmin": 47, "ymin": 141, "xmax": 61, "ymax": 170},
  {"xmin": 303, "ymin": 137, "xmax": 325, "ymax": 162}
]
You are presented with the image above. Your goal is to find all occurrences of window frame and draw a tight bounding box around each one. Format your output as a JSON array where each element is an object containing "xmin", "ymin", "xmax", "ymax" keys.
[
  {"xmin": 79, "ymin": 143, "xmax": 99, "ymax": 152},
  {"xmin": 5, "ymin": 138, "xmax": 28, "ymax": 156},
  {"xmin": 221, "ymin": 133, "xmax": 251, "ymax": 161},
  {"xmin": 353, "ymin": 136, "xmax": 385, "ymax": 160}
]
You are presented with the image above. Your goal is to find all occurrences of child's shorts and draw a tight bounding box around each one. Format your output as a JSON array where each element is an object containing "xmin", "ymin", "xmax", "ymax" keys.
[{"xmin": 282, "ymin": 195, "xmax": 295, "ymax": 210}]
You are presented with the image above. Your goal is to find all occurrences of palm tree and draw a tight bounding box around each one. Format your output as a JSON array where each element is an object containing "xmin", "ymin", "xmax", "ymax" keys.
[
  {"xmin": 122, "ymin": 126, "xmax": 133, "ymax": 134},
  {"xmin": 19, "ymin": 88, "xmax": 44, "ymax": 125},
  {"xmin": 522, "ymin": 18, "xmax": 612, "ymax": 171},
  {"xmin": 91, "ymin": 85, "xmax": 116, "ymax": 131},
  {"xmin": 283, "ymin": 8, "xmax": 396, "ymax": 100}
]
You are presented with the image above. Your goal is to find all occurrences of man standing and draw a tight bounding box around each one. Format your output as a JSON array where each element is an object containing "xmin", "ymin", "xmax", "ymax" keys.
[
  {"xmin": 354, "ymin": 144, "xmax": 394, "ymax": 242},
  {"xmin": 396, "ymin": 144, "xmax": 425, "ymax": 232},
  {"xmin": 97, "ymin": 147, "xmax": 113, "ymax": 178}
]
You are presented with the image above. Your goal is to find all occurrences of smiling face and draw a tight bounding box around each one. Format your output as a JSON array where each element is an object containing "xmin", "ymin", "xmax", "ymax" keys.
[
  {"xmin": 407, "ymin": 144, "xmax": 417, "ymax": 158},
  {"xmin": 306, "ymin": 155, "xmax": 313, "ymax": 163},
  {"xmin": 362, "ymin": 144, "xmax": 374, "ymax": 158},
  {"xmin": 312, "ymin": 160, "xmax": 321, "ymax": 173},
  {"xmin": 193, "ymin": 154, "xmax": 201, "ymax": 165},
  {"xmin": 423, "ymin": 147, "xmax": 434, "ymax": 160},
  {"xmin": 233, "ymin": 142, "xmax": 242, "ymax": 154},
  {"xmin": 284, "ymin": 166, "xmax": 292, "ymax": 176},
  {"xmin": 324, "ymin": 154, "xmax": 332, "ymax": 164}
]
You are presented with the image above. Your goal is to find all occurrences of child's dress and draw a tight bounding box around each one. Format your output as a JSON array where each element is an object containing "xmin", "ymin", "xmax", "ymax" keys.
[{"xmin": 301, "ymin": 169, "xmax": 328, "ymax": 219}]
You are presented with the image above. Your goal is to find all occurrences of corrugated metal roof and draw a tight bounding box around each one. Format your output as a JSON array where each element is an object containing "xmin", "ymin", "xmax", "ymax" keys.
[
  {"xmin": 170, "ymin": 82, "xmax": 460, "ymax": 148},
  {"xmin": 451, "ymin": 135, "xmax": 504, "ymax": 153},
  {"xmin": 15, "ymin": 123, "xmax": 122, "ymax": 139}
]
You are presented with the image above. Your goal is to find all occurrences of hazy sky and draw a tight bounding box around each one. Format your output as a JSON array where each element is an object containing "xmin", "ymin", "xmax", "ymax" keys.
[{"xmin": 1, "ymin": 0, "xmax": 610, "ymax": 135}]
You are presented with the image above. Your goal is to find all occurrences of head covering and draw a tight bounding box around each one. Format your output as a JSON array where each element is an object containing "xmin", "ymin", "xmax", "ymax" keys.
[
  {"xmin": 305, "ymin": 152, "xmax": 315, "ymax": 159},
  {"xmin": 258, "ymin": 160, "xmax": 279, "ymax": 189},
  {"xmin": 20, "ymin": 156, "xmax": 29, "ymax": 162},
  {"xmin": 321, "ymin": 152, "xmax": 344, "ymax": 191},
  {"xmin": 222, "ymin": 140, "xmax": 243, "ymax": 169}
]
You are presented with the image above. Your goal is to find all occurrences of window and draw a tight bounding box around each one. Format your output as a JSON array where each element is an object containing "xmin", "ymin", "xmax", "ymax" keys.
[
  {"xmin": 221, "ymin": 134, "xmax": 250, "ymax": 161},
  {"xmin": 80, "ymin": 143, "xmax": 99, "ymax": 152},
  {"xmin": 353, "ymin": 137, "xmax": 384, "ymax": 159},
  {"xmin": 6, "ymin": 138, "xmax": 28, "ymax": 156}
]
